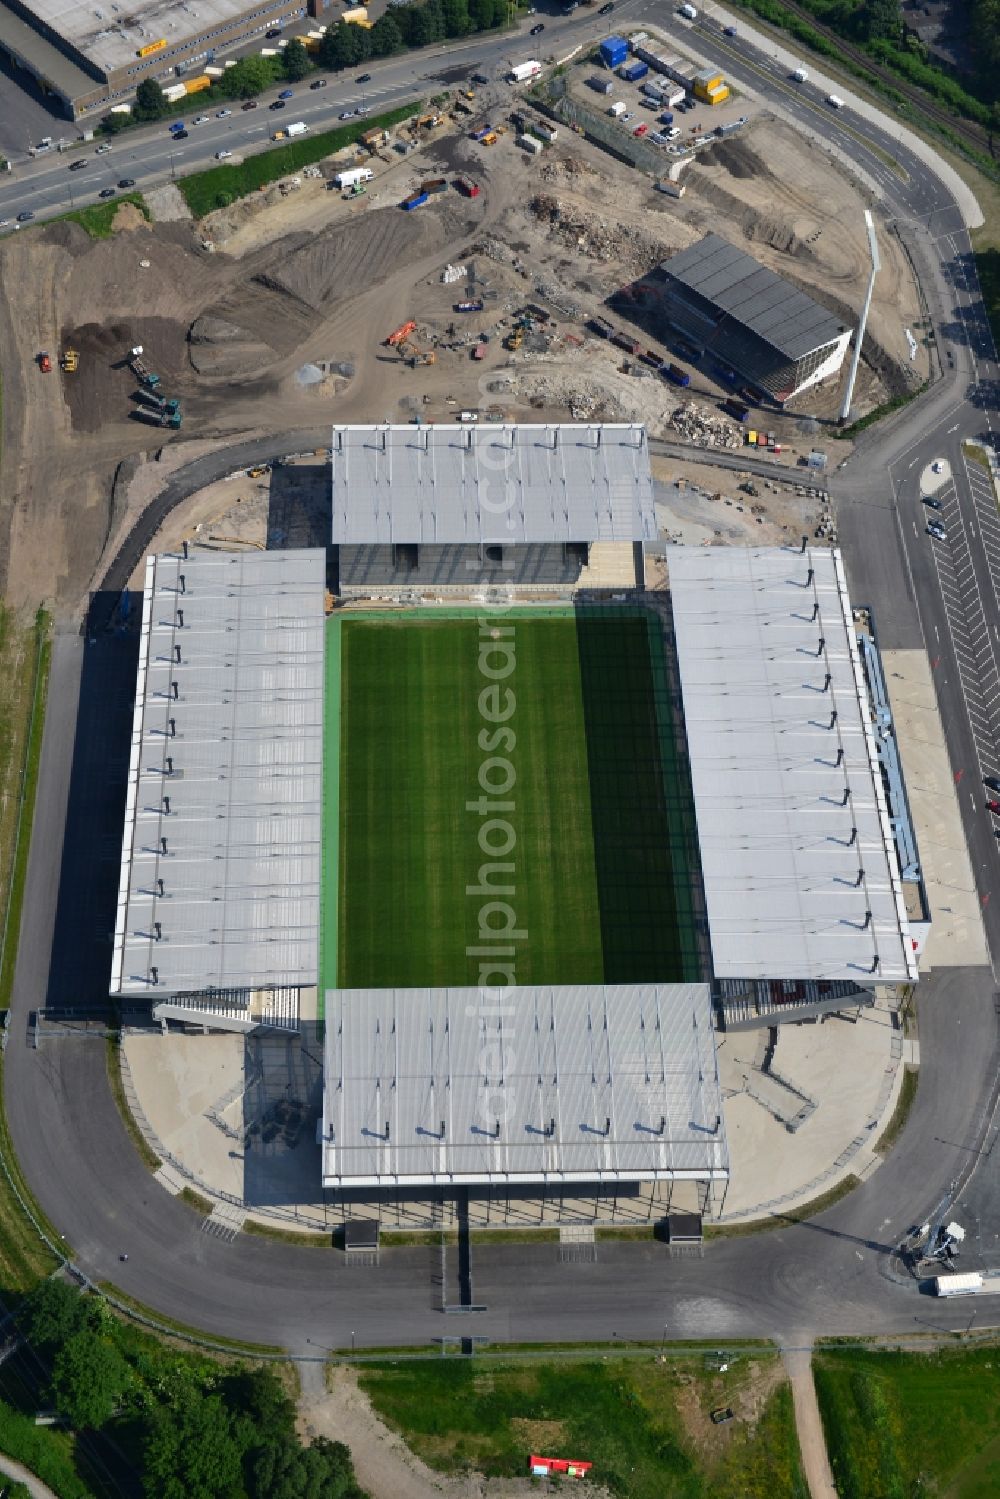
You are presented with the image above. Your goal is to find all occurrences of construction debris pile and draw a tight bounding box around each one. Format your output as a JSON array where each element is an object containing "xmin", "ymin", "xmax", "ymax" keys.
[
  {"xmin": 528, "ymin": 195, "xmax": 666, "ymax": 279},
  {"xmin": 441, "ymin": 263, "xmax": 467, "ymax": 283},
  {"xmin": 669, "ymin": 401, "xmax": 744, "ymax": 449},
  {"xmin": 475, "ymin": 237, "xmax": 515, "ymax": 265}
]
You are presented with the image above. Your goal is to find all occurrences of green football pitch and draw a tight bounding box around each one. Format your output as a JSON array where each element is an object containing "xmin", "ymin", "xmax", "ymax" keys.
[{"xmin": 320, "ymin": 610, "xmax": 700, "ymax": 994}]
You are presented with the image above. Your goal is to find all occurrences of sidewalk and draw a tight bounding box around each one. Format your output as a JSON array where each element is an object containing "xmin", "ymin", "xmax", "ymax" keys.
[{"xmin": 0, "ymin": 1453, "xmax": 60, "ymax": 1499}]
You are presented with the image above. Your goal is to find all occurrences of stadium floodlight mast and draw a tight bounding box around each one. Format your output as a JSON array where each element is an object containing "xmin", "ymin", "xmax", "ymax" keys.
[{"xmin": 839, "ymin": 210, "xmax": 881, "ymax": 426}]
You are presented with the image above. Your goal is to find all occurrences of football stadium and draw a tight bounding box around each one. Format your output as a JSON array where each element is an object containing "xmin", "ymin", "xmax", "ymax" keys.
[{"xmin": 110, "ymin": 422, "xmax": 924, "ymax": 1220}]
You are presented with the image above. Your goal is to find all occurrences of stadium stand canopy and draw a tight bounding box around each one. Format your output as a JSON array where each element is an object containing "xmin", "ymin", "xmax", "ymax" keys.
[
  {"xmin": 329, "ymin": 423, "xmax": 657, "ymax": 547},
  {"xmin": 110, "ymin": 547, "xmax": 327, "ymax": 997},
  {"xmin": 668, "ymin": 546, "xmax": 917, "ymax": 984},
  {"xmin": 322, "ymin": 983, "xmax": 727, "ymax": 1189}
]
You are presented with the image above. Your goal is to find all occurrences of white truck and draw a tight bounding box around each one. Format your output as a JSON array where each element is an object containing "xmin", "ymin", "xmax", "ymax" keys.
[
  {"xmin": 508, "ymin": 60, "xmax": 543, "ymax": 84},
  {"xmin": 286, "ymin": 120, "xmax": 308, "ymax": 136},
  {"xmin": 334, "ymin": 166, "xmax": 374, "ymax": 189},
  {"xmin": 791, "ymin": 67, "xmax": 809, "ymax": 82},
  {"xmin": 679, "ymin": 3, "xmax": 697, "ymax": 17}
]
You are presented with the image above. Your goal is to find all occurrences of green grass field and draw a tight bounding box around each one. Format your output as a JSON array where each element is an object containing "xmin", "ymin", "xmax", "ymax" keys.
[
  {"xmin": 358, "ymin": 1354, "xmax": 806, "ymax": 1498},
  {"xmin": 321, "ymin": 609, "xmax": 700, "ymax": 994},
  {"xmin": 813, "ymin": 1344, "xmax": 1000, "ymax": 1498}
]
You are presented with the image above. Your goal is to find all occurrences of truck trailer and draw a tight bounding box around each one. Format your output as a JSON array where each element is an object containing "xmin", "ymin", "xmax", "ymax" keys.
[
  {"xmin": 932, "ymin": 1273, "xmax": 984, "ymax": 1297},
  {"xmin": 661, "ymin": 362, "xmax": 691, "ymax": 386},
  {"xmin": 334, "ymin": 167, "xmax": 374, "ymax": 189},
  {"xmin": 286, "ymin": 121, "xmax": 308, "ymax": 136},
  {"xmin": 508, "ymin": 60, "xmax": 543, "ymax": 84}
]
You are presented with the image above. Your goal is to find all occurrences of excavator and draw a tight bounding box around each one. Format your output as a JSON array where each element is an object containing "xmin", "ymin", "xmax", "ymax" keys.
[{"xmin": 398, "ymin": 333, "xmax": 436, "ymax": 368}]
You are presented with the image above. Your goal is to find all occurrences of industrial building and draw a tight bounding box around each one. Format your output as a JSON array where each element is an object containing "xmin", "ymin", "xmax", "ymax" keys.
[
  {"xmin": 110, "ymin": 424, "xmax": 925, "ymax": 1214},
  {"xmin": 633, "ymin": 232, "xmax": 853, "ymax": 403},
  {"xmin": 0, "ymin": 0, "xmax": 313, "ymax": 118}
]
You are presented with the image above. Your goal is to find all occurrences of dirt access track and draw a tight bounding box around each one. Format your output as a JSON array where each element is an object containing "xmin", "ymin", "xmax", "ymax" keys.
[{"xmin": 0, "ymin": 108, "xmax": 922, "ymax": 614}]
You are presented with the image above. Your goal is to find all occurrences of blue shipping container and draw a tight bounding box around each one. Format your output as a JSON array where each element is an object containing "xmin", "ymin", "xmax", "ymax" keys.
[
  {"xmin": 622, "ymin": 61, "xmax": 649, "ymax": 81},
  {"xmin": 401, "ymin": 193, "xmax": 429, "ymax": 210},
  {"xmin": 659, "ymin": 110, "xmax": 674, "ymax": 124},
  {"xmin": 599, "ymin": 35, "xmax": 628, "ymax": 69}
]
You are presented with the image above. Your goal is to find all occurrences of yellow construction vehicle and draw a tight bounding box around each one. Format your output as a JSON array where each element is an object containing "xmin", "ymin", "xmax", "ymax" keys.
[
  {"xmin": 504, "ymin": 326, "xmax": 524, "ymax": 352},
  {"xmin": 60, "ymin": 349, "xmax": 79, "ymax": 373},
  {"xmin": 398, "ymin": 334, "xmax": 437, "ymax": 367}
]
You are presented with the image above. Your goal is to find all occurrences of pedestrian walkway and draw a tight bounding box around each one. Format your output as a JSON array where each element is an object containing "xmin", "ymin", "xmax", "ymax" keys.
[
  {"xmin": 0, "ymin": 1452, "xmax": 60, "ymax": 1499},
  {"xmin": 782, "ymin": 1347, "xmax": 838, "ymax": 1499}
]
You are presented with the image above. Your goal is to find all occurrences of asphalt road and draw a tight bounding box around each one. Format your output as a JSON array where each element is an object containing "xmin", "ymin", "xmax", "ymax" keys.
[{"xmin": 5, "ymin": 9, "xmax": 1000, "ymax": 1350}]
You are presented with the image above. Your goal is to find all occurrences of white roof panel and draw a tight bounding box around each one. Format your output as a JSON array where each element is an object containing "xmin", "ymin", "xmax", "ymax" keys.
[
  {"xmin": 669, "ymin": 547, "xmax": 916, "ymax": 983},
  {"xmin": 330, "ymin": 424, "xmax": 657, "ymax": 546},
  {"xmin": 110, "ymin": 547, "xmax": 327, "ymax": 997},
  {"xmin": 322, "ymin": 983, "xmax": 728, "ymax": 1188}
]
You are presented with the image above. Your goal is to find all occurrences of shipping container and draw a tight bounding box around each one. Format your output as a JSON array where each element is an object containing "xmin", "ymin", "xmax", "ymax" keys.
[
  {"xmin": 517, "ymin": 134, "xmax": 543, "ymax": 154},
  {"xmin": 421, "ymin": 177, "xmax": 448, "ymax": 194},
  {"xmin": 612, "ymin": 332, "xmax": 643, "ymax": 355},
  {"xmin": 163, "ymin": 84, "xmax": 187, "ymax": 102},
  {"xmin": 933, "ymin": 1273, "xmax": 984, "ymax": 1297},
  {"xmin": 661, "ymin": 362, "xmax": 691, "ymax": 386},
  {"xmin": 532, "ymin": 122, "xmax": 558, "ymax": 142},
  {"xmin": 455, "ymin": 300, "xmax": 484, "ymax": 312},
  {"xmin": 599, "ymin": 35, "xmax": 628, "ymax": 69},
  {"xmin": 621, "ymin": 60, "xmax": 649, "ymax": 82},
  {"xmin": 588, "ymin": 75, "xmax": 614, "ymax": 94},
  {"xmin": 204, "ymin": 65, "xmax": 224, "ymax": 77},
  {"xmin": 589, "ymin": 316, "xmax": 614, "ymax": 338},
  {"xmin": 183, "ymin": 74, "xmax": 212, "ymax": 94},
  {"xmin": 472, "ymin": 344, "xmax": 486, "ymax": 359},
  {"xmin": 705, "ymin": 84, "xmax": 729, "ymax": 104},
  {"xmin": 335, "ymin": 166, "xmax": 374, "ymax": 188},
  {"xmin": 694, "ymin": 67, "xmax": 723, "ymax": 89},
  {"xmin": 608, "ymin": 101, "xmax": 627, "ymax": 117},
  {"xmin": 723, "ymin": 398, "xmax": 750, "ymax": 422},
  {"xmin": 658, "ymin": 110, "xmax": 674, "ymax": 124},
  {"xmin": 341, "ymin": 5, "xmax": 368, "ymax": 18},
  {"xmin": 401, "ymin": 192, "xmax": 429, "ymax": 210}
]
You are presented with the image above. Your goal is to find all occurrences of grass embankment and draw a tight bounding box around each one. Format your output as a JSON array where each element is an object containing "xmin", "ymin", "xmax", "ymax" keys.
[
  {"xmin": 104, "ymin": 1036, "xmax": 161, "ymax": 1171},
  {"xmin": 359, "ymin": 1353, "xmax": 807, "ymax": 1497},
  {"xmin": 814, "ymin": 1344, "xmax": 1000, "ymax": 1498},
  {"xmin": 873, "ymin": 1064, "xmax": 918, "ymax": 1156},
  {"xmin": 58, "ymin": 194, "xmax": 150, "ymax": 239},
  {"xmin": 98, "ymin": 1284, "xmax": 284, "ymax": 1357},
  {"xmin": 705, "ymin": 1174, "xmax": 861, "ymax": 1238},
  {"xmin": 963, "ymin": 442, "xmax": 993, "ymax": 473},
  {"xmin": 0, "ymin": 1057, "xmax": 61, "ymax": 1290},
  {"xmin": 0, "ymin": 1402, "xmax": 96, "ymax": 1499},
  {"xmin": 0, "ymin": 606, "xmax": 51, "ymax": 1011},
  {"xmin": 972, "ymin": 246, "xmax": 1000, "ymax": 357},
  {"xmin": 178, "ymin": 103, "xmax": 419, "ymax": 219}
]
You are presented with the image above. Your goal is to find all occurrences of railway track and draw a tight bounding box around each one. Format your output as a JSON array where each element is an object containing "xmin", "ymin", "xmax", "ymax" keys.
[{"xmin": 708, "ymin": 3, "xmax": 995, "ymax": 161}]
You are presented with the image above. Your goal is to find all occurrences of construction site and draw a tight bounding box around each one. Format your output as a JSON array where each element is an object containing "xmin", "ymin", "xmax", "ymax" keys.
[{"xmin": 0, "ymin": 51, "xmax": 929, "ymax": 611}]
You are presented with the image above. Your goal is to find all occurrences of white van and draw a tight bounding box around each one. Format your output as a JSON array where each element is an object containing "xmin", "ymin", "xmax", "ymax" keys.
[
  {"xmin": 679, "ymin": 3, "xmax": 697, "ymax": 17},
  {"xmin": 791, "ymin": 67, "xmax": 809, "ymax": 83},
  {"xmin": 826, "ymin": 93, "xmax": 844, "ymax": 108}
]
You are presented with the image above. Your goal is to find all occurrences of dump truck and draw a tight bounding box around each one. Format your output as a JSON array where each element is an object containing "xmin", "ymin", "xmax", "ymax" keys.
[
  {"xmin": 140, "ymin": 391, "xmax": 180, "ymax": 414},
  {"xmin": 139, "ymin": 406, "xmax": 182, "ymax": 429},
  {"xmin": 453, "ymin": 177, "xmax": 480, "ymax": 197},
  {"xmin": 60, "ymin": 349, "xmax": 79, "ymax": 373},
  {"xmin": 128, "ymin": 346, "xmax": 160, "ymax": 389}
]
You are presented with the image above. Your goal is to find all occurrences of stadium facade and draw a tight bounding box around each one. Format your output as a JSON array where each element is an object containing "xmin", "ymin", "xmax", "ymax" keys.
[
  {"xmin": 632, "ymin": 232, "xmax": 853, "ymax": 403},
  {"xmin": 110, "ymin": 422, "xmax": 924, "ymax": 1216}
]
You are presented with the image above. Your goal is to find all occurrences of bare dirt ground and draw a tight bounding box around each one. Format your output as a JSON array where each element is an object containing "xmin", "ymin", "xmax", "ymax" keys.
[{"xmin": 0, "ymin": 102, "xmax": 914, "ymax": 614}]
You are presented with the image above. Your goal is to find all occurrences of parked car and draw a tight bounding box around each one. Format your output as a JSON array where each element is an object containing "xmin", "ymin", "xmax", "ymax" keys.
[
  {"xmin": 215, "ymin": 150, "xmax": 233, "ymax": 160},
  {"xmin": 17, "ymin": 210, "xmax": 35, "ymax": 221},
  {"xmin": 926, "ymin": 521, "xmax": 947, "ymax": 540},
  {"xmin": 356, "ymin": 73, "xmax": 372, "ymax": 83},
  {"xmin": 599, "ymin": 1, "xmax": 615, "ymax": 11},
  {"xmin": 339, "ymin": 110, "xmax": 354, "ymax": 119},
  {"xmin": 266, "ymin": 26, "xmax": 282, "ymax": 36},
  {"xmin": 278, "ymin": 89, "xmax": 294, "ymax": 100},
  {"xmin": 530, "ymin": 21, "xmax": 545, "ymax": 32},
  {"xmin": 193, "ymin": 114, "xmax": 209, "ymax": 125},
  {"xmin": 169, "ymin": 121, "xmax": 185, "ymax": 133},
  {"xmin": 217, "ymin": 108, "xmax": 232, "ymax": 118},
  {"xmin": 923, "ymin": 495, "xmax": 943, "ymax": 510},
  {"xmin": 309, "ymin": 78, "xmax": 327, "ymax": 89},
  {"xmin": 985, "ymin": 776, "xmax": 1000, "ymax": 794},
  {"xmin": 69, "ymin": 159, "xmax": 88, "ymax": 171},
  {"xmin": 241, "ymin": 100, "xmax": 258, "ymax": 110},
  {"xmin": 633, "ymin": 122, "xmax": 648, "ymax": 136},
  {"xmin": 95, "ymin": 142, "xmax": 113, "ymax": 153},
  {"xmin": 710, "ymin": 1408, "xmax": 735, "ymax": 1426},
  {"xmin": 354, "ymin": 105, "xmax": 367, "ymax": 115},
  {"xmin": 723, "ymin": 23, "xmax": 737, "ymax": 34},
  {"xmin": 987, "ymin": 800, "xmax": 1000, "ymax": 815},
  {"xmin": 118, "ymin": 177, "xmax": 136, "ymax": 188},
  {"xmin": 172, "ymin": 129, "xmax": 189, "ymax": 139},
  {"xmin": 99, "ymin": 187, "xmax": 116, "ymax": 198},
  {"xmin": 269, "ymin": 100, "xmax": 286, "ymax": 111}
]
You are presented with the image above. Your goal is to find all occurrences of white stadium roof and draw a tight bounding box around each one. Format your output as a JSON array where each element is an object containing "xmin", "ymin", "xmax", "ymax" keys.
[
  {"xmin": 321, "ymin": 983, "xmax": 728, "ymax": 1189},
  {"xmin": 330, "ymin": 423, "xmax": 657, "ymax": 546},
  {"xmin": 668, "ymin": 547, "xmax": 916, "ymax": 984},
  {"xmin": 110, "ymin": 548, "xmax": 327, "ymax": 997}
]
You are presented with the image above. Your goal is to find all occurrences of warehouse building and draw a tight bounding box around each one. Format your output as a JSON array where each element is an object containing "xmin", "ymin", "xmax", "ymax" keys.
[
  {"xmin": 634, "ymin": 232, "xmax": 853, "ymax": 403},
  {"xmin": 0, "ymin": 0, "xmax": 310, "ymax": 118}
]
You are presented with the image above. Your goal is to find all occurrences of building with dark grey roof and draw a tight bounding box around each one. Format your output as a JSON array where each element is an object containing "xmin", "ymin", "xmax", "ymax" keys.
[{"xmin": 634, "ymin": 232, "xmax": 853, "ymax": 403}]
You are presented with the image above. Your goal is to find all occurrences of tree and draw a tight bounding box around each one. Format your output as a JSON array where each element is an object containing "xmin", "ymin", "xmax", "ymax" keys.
[
  {"xmin": 283, "ymin": 38, "xmax": 311, "ymax": 81},
  {"xmin": 469, "ymin": 0, "xmax": 495, "ymax": 32},
  {"xmin": 100, "ymin": 111, "xmax": 131, "ymax": 134},
  {"xmin": 134, "ymin": 77, "xmax": 168, "ymax": 119},
  {"xmin": 318, "ymin": 21, "xmax": 364, "ymax": 70},
  {"xmin": 222, "ymin": 1365, "xmax": 295, "ymax": 1445},
  {"xmin": 249, "ymin": 1435, "xmax": 363, "ymax": 1499},
  {"xmin": 442, "ymin": 0, "xmax": 472, "ymax": 36},
  {"xmin": 20, "ymin": 1280, "xmax": 96, "ymax": 1351},
  {"xmin": 861, "ymin": 0, "xmax": 901, "ymax": 42},
  {"xmin": 143, "ymin": 1395, "xmax": 245, "ymax": 1499},
  {"xmin": 222, "ymin": 55, "xmax": 278, "ymax": 99},
  {"xmin": 370, "ymin": 12, "xmax": 405, "ymax": 56},
  {"xmin": 50, "ymin": 1331, "xmax": 131, "ymax": 1431}
]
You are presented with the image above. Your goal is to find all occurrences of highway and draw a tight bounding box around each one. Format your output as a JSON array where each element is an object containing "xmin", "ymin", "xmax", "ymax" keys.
[{"xmin": 5, "ymin": 8, "xmax": 1000, "ymax": 1350}]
